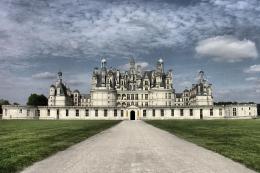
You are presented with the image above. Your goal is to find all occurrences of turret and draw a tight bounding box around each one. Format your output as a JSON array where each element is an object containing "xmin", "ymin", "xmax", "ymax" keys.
[
  {"xmin": 49, "ymin": 85, "xmax": 56, "ymax": 96},
  {"xmin": 156, "ymin": 58, "xmax": 164, "ymax": 73},
  {"xmin": 101, "ymin": 58, "xmax": 107, "ymax": 69},
  {"xmin": 129, "ymin": 57, "xmax": 135, "ymax": 70},
  {"xmin": 198, "ymin": 70, "xmax": 205, "ymax": 84},
  {"xmin": 137, "ymin": 65, "xmax": 141, "ymax": 75}
]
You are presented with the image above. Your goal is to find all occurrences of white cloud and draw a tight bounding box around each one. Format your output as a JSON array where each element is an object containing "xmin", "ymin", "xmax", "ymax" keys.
[
  {"xmin": 32, "ymin": 72, "xmax": 56, "ymax": 80},
  {"xmin": 244, "ymin": 65, "xmax": 260, "ymax": 73},
  {"xmin": 212, "ymin": 0, "xmax": 258, "ymax": 11},
  {"xmin": 245, "ymin": 77, "xmax": 258, "ymax": 81},
  {"xmin": 136, "ymin": 62, "xmax": 149, "ymax": 68},
  {"xmin": 66, "ymin": 80, "xmax": 85, "ymax": 86},
  {"xmin": 119, "ymin": 61, "xmax": 149, "ymax": 70},
  {"xmin": 1, "ymin": 0, "xmax": 260, "ymax": 103},
  {"xmin": 195, "ymin": 36, "xmax": 258, "ymax": 62},
  {"xmin": 0, "ymin": 0, "xmax": 259, "ymax": 63},
  {"xmin": 174, "ymin": 73, "xmax": 194, "ymax": 92},
  {"xmin": 214, "ymin": 86, "xmax": 260, "ymax": 102}
]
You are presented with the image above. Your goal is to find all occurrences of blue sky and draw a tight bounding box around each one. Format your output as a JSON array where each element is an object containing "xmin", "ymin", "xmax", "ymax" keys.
[{"xmin": 0, "ymin": 0, "xmax": 260, "ymax": 104}]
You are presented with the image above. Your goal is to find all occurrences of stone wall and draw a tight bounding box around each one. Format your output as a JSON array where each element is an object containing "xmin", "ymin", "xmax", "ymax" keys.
[{"xmin": 2, "ymin": 104, "xmax": 257, "ymax": 120}]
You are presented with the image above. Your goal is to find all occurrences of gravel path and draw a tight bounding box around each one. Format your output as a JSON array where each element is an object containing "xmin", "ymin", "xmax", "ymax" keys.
[{"xmin": 22, "ymin": 120, "xmax": 255, "ymax": 173}]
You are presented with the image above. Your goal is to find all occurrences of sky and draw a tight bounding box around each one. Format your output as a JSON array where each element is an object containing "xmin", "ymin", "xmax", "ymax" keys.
[{"xmin": 0, "ymin": 0, "xmax": 260, "ymax": 104}]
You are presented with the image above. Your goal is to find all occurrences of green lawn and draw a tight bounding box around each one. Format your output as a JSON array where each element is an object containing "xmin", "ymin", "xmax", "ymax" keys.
[
  {"xmin": 145, "ymin": 119, "xmax": 260, "ymax": 172},
  {"xmin": 0, "ymin": 120, "xmax": 120, "ymax": 173}
]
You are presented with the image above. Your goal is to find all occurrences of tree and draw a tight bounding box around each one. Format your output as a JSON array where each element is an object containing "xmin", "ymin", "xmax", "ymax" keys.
[
  {"xmin": 0, "ymin": 99, "xmax": 10, "ymax": 105},
  {"xmin": 214, "ymin": 102, "xmax": 238, "ymax": 105},
  {"xmin": 27, "ymin": 94, "xmax": 48, "ymax": 106},
  {"xmin": 0, "ymin": 99, "xmax": 10, "ymax": 114}
]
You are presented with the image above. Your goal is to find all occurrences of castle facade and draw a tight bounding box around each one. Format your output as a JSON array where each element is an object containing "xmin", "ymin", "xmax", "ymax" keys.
[{"xmin": 2, "ymin": 58, "xmax": 257, "ymax": 120}]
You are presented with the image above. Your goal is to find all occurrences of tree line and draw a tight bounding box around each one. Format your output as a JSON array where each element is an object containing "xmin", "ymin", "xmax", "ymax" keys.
[{"xmin": 0, "ymin": 94, "xmax": 48, "ymax": 114}]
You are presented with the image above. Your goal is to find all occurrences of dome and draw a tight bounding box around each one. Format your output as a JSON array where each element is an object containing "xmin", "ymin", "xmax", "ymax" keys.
[
  {"xmin": 56, "ymin": 82, "xmax": 67, "ymax": 96},
  {"xmin": 73, "ymin": 89, "xmax": 80, "ymax": 93}
]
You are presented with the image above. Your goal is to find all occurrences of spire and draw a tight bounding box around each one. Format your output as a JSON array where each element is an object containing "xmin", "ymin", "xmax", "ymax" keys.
[
  {"xmin": 57, "ymin": 70, "xmax": 62, "ymax": 83},
  {"xmin": 129, "ymin": 57, "xmax": 135, "ymax": 69},
  {"xmin": 156, "ymin": 58, "xmax": 164, "ymax": 73},
  {"xmin": 198, "ymin": 70, "xmax": 205, "ymax": 84}
]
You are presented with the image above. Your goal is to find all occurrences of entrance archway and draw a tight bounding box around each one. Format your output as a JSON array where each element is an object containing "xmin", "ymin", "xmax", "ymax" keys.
[{"xmin": 130, "ymin": 111, "xmax": 135, "ymax": 120}]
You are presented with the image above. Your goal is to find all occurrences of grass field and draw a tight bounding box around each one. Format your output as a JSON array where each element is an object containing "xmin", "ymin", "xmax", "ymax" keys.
[
  {"xmin": 0, "ymin": 120, "xmax": 120, "ymax": 173},
  {"xmin": 145, "ymin": 119, "xmax": 260, "ymax": 172}
]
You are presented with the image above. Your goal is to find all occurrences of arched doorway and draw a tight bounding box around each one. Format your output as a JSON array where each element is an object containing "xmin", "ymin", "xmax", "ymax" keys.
[{"xmin": 130, "ymin": 111, "xmax": 135, "ymax": 120}]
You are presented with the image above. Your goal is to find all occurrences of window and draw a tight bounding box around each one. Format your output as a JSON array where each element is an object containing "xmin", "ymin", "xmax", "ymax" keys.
[
  {"xmin": 85, "ymin": 109, "xmax": 89, "ymax": 117},
  {"xmin": 145, "ymin": 102, "xmax": 148, "ymax": 107},
  {"xmin": 57, "ymin": 109, "xmax": 59, "ymax": 116},
  {"xmin": 127, "ymin": 94, "xmax": 130, "ymax": 100},
  {"xmin": 145, "ymin": 94, "xmax": 148, "ymax": 100},
  {"xmin": 168, "ymin": 93, "xmax": 171, "ymax": 99},
  {"xmin": 233, "ymin": 108, "xmax": 237, "ymax": 116},
  {"xmin": 95, "ymin": 110, "xmax": 98, "ymax": 117},
  {"xmin": 27, "ymin": 110, "xmax": 30, "ymax": 116},
  {"xmin": 165, "ymin": 93, "xmax": 167, "ymax": 99},
  {"xmin": 180, "ymin": 109, "xmax": 184, "ymax": 116},
  {"xmin": 210, "ymin": 109, "xmax": 213, "ymax": 116},
  {"xmin": 190, "ymin": 109, "xmax": 193, "ymax": 116},
  {"xmin": 5, "ymin": 109, "xmax": 7, "ymax": 116},
  {"xmin": 104, "ymin": 109, "xmax": 108, "ymax": 117},
  {"xmin": 161, "ymin": 109, "xmax": 164, "ymax": 116},
  {"xmin": 66, "ymin": 109, "xmax": 69, "ymax": 116},
  {"xmin": 219, "ymin": 109, "xmax": 222, "ymax": 116},
  {"xmin": 114, "ymin": 109, "xmax": 117, "ymax": 117},
  {"xmin": 145, "ymin": 81, "xmax": 148, "ymax": 85},
  {"xmin": 131, "ymin": 94, "xmax": 134, "ymax": 100},
  {"xmin": 37, "ymin": 110, "xmax": 40, "ymax": 116},
  {"xmin": 171, "ymin": 109, "xmax": 174, "ymax": 116},
  {"xmin": 143, "ymin": 110, "xmax": 146, "ymax": 117},
  {"xmin": 135, "ymin": 94, "xmax": 138, "ymax": 100},
  {"xmin": 153, "ymin": 109, "xmax": 155, "ymax": 117},
  {"xmin": 48, "ymin": 109, "xmax": 50, "ymax": 116},
  {"xmin": 121, "ymin": 110, "xmax": 124, "ymax": 117},
  {"xmin": 200, "ymin": 109, "xmax": 203, "ymax": 117},
  {"xmin": 19, "ymin": 109, "xmax": 22, "ymax": 114},
  {"xmin": 76, "ymin": 109, "xmax": 79, "ymax": 117}
]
